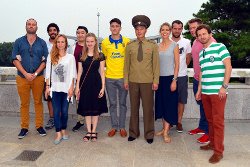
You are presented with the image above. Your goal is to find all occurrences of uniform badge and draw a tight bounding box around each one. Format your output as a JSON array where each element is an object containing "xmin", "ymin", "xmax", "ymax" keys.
[{"xmin": 209, "ymin": 56, "xmax": 215, "ymax": 63}]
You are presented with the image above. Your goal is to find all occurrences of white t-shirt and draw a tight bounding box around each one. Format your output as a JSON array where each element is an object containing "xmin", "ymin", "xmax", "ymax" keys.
[
  {"xmin": 45, "ymin": 53, "xmax": 77, "ymax": 96},
  {"xmin": 176, "ymin": 38, "xmax": 191, "ymax": 77},
  {"xmin": 46, "ymin": 41, "xmax": 53, "ymax": 54}
]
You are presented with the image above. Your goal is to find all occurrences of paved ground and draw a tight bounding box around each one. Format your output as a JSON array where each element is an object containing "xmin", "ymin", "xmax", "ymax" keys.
[{"xmin": 0, "ymin": 116, "xmax": 250, "ymax": 167}]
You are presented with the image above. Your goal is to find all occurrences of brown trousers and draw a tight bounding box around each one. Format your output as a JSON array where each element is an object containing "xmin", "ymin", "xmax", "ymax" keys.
[
  {"xmin": 128, "ymin": 82, "xmax": 154, "ymax": 139},
  {"xmin": 202, "ymin": 94, "xmax": 227, "ymax": 155},
  {"xmin": 16, "ymin": 75, "xmax": 44, "ymax": 129}
]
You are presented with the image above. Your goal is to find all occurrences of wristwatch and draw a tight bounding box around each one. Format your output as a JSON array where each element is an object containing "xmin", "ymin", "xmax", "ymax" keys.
[
  {"xmin": 222, "ymin": 84, "xmax": 228, "ymax": 89},
  {"xmin": 172, "ymin": 77, "xmax": 178, "ymax": 81},
  {"xmin": 34, "ymin": 72, "xmax": 38, "ymax": 76}
]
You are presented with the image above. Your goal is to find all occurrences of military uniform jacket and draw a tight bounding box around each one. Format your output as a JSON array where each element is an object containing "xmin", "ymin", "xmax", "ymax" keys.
[{"xmin": 124, "ymin": 38, "xmax": 160, "ymax": 84}]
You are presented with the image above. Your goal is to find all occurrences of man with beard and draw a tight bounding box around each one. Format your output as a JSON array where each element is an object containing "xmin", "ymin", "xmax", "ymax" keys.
[
  {"xmin": 195, "ymin": 24, "xmax": 232, "ymax": 164},
  {"xmin": 44, "ymin": 23, "xmax": 60, "ymax": 130},
  {"xmin": 188, "ymin": 18, "xmax": 216, "ymax": 144},
  {"xmin": 12, "ymin": 18, "xmax": 48, "ymax": 139},
  {"xmin": 171, "ymin": 20, "xmax": 191, "ymax": 133}
]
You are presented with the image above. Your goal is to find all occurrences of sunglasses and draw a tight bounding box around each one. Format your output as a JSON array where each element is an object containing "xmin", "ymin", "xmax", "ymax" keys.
[
  {"xmin": 202, "ymin": 49, "xmax": 206, "ymax": 58},
  {"xmin": 29, "ymin": 47, "xmax": 33, "ymax": 57}
]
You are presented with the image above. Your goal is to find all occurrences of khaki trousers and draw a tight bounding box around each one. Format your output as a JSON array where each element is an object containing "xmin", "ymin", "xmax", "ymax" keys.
[
  {"xmin": 16, "ymin": 75, "xmax": 44, "ymax": 129},
  {"xmin": 128, "ymin": 82, "xmax": 154, "ymax": 139}
]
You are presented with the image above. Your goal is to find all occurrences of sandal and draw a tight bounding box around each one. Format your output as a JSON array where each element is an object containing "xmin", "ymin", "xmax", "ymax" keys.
[
  {"xmin": 83, "ymin": 132, "xmax": 92, "ymax": 142},
  {"xmin": 155, "ymin": 129, "xmax": 164, "ymax": 136},
  {"xmin": 91, "ymin": 132, "xmax": 98, "ymax": 142},
  {"xmin": 163, "ymin": 130, "xmax": 171, "ymax": 143}
]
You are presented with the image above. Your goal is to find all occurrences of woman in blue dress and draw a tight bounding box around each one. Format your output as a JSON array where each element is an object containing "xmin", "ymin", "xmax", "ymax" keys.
[{"xmin": 155, "ymin": 22, "xmax": 179, "ymax": 143}]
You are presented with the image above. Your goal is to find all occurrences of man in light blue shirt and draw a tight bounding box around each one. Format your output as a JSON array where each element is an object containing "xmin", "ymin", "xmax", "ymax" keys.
[{"xmin": 12, "ymin": 18, "xmax": 48, "ymax": 139}]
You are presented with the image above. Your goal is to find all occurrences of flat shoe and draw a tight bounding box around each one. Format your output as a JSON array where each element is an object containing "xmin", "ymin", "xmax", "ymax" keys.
[
  {"xmin": 163, "ymin": 130, "xmax": 171, "ymax": 143},
  {"xmin": 54, "ymin": 138, "xmax": 62, "ymax": 145},
  {"xmin": 62, "ymin": 135, "xmax": 69, "ymax": 140},
  {"xmin": 120, "ymin": 129, "xmax": 127, "ymax": 137},
  {"xmin": 155, "ymin": 129, "xmax": 164, "ymax": 136}
]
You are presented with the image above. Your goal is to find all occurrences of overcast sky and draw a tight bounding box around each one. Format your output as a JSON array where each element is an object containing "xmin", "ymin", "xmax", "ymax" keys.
[{"xmin": 0, "ymin": 0, "xmax": 207, "ymax": 43}]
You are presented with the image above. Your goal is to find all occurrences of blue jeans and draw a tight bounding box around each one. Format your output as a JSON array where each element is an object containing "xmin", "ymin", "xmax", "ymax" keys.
[
  {"xmin": 52, "ymin": 92, "xmax": 69, "ymax": 132},
  {"xmin": 193, "ymin": 79, "xmax": 208, "ymax": 134},
  {"xmin": 106, "ymin": 78, "xmax": 128, "ymax": 129}
]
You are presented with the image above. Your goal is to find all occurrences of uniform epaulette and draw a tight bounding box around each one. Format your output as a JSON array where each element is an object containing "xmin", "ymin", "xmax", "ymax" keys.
[
  {"xmin": 127, "ymin": 40, "xmax": 136, "ymax": 45},
  {"xmin": 147, "ymin": 39, "xmax": 156, "ymax": 44}
]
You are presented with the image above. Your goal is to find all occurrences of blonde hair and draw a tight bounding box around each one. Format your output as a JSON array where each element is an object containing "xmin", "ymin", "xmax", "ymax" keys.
[
  {"xmin": 80, "ymin": 33, "xmax": 100, "ymax": 61},
  {"xmin": 159, "ymin": 22, "xmax": 171, "ymax": 33},
  {"xmin": 50, "ymin": 34, "xmax": 68, "ymax": 65}
]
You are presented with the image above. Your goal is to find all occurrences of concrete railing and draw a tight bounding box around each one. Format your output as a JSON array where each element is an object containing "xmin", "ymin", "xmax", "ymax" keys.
[
  {"xmin": 0, "ymin": 67, "xmax": 250, "ymax": 120},
  {"xmin": 1, "ymin": 67, "xmax": 250, "ymax": 84}
]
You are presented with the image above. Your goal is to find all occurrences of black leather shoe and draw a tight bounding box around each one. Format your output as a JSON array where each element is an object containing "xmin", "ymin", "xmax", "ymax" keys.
[
  {"xmin": 72, "ymin": 122, "xmax": 84, "ymax": 132},
  {"xmin": 146, "ymin": 139, "xmax": 153, "ymax": 144},
  {"xmin": 128, "ymin": 136, "xmax": 136, "ymax": 141}
]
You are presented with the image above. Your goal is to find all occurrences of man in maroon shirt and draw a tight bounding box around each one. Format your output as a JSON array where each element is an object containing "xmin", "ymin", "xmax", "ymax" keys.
[{"xmin": 69, "ymin": 26, "xmax": 88, "ymax": 132}]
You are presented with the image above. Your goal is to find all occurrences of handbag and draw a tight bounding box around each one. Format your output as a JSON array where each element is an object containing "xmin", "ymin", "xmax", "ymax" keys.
[{"xmin": 76, "ymin": 59, "xmax": 94, "ymax": 101}]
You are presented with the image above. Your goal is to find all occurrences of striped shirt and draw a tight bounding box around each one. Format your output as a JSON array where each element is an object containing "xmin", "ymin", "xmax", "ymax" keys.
[{"xmin": 199, "ymin": 42, "xmax": 230, "ymax": 95}]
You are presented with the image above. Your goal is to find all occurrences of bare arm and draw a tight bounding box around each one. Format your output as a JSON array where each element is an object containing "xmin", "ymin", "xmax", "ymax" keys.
[
  {"xmin": 13, "ymin": 60, "xmax": 28, "ymax": 77},
  {"xmin": 170, "ymin": 45, "xmax": 180, "ymax": 92},
  {"xmin": 186, "ymin": 53, "xmax": 192, "ymax": 66},
  {"xmin": 195, "ymin": 71, "xmax": 202, "ymax": 101},
  {"xmin": 173, "ymin": 45, "xmax": 180, "ymax": 79},
  {"xmin": 124, "ymin": 45, "xmax": 130, "ymax": 90},
  {"xmin": 218, "ymin": 58, "xmax": 232, "ymax": 99},
  {"xmin": 34, "ymin": 62, "xmax": 46, "ymax": 75},
  {"xmin": 98, "ymin": 60, "xmax": 105, "ymax": 98},
  {"xmin": 75, "ymin": 62, "xmax": 83, "ymax": 96},
  {"xmin": 13, "ymin": 60, "xmax": 45, "ymax": 81},
  {"xmin": 222, "ymin": 58, "xmax": 232, "ymax": 86}
]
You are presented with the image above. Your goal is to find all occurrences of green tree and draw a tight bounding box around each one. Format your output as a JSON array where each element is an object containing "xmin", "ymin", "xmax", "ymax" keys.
[
  {"xmin": 0, "ymin": 42, "xmax": 14, "ymax": 67},
  {"xmin": 185, "ymin": 0, "xmax": 250, "ymax": 67}
]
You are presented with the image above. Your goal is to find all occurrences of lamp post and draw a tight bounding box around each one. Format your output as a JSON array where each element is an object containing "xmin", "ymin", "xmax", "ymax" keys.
[{"xmin": 97, "ymin": 11, "xmax": 100, "ymax": 42}]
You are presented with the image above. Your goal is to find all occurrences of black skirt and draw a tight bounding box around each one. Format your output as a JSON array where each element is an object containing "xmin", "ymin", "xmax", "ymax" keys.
[{"xmin": 155, "ymin": 75, "xmax": 178, "ymax": 125}]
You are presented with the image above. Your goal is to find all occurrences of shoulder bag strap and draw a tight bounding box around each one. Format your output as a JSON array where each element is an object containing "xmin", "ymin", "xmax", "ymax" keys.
[{"xmin": 79, "ymin": 59, "xmax": 94, "ymax": 90}]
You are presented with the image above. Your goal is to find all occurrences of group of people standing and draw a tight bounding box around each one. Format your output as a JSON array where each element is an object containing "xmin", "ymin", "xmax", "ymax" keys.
[{"xmin": 12, "ymin": 15, "xmax": 231, "ymax": 164}]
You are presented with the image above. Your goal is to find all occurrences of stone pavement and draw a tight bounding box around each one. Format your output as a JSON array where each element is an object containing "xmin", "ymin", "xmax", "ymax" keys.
[{"xmin": 0, "ymin": 116, "xmax": 250, "ymax": 167}]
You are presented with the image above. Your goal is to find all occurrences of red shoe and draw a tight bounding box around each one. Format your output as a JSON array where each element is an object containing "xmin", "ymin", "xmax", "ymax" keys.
[
  {"xmin": 188, "ymin": 128, "xmax": 205, "ymax": 135},
  {"xmin": 197, "ymin": 134, "xmax": 210, "ymax": 144}
]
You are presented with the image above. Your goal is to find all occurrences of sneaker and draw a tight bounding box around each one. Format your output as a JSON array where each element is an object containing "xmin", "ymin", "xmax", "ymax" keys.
[
  {"xmin": 188, "ymin": 128, "xmax": 205, "ymax": 135},
  {"xmin": 18, "ymin": 128, "xmax": 28, "ymax": 139},
  {"xmin": 176, "ymin": 123, "xmax": 183, "ymax": 133},
  {"xmin": 45, "ymin": 118, "xmax": 54, "ymax": 130},
  {"xmin": 37, "ymin": 127, "xmax": 47, "ymax": 136},
  {"xmin": 197, "ymin": 134, "xmax": 210, "ymax": 144},
  {"xmin": 72, "ymin": 122, "xmax": 84, "ymax": 132}
]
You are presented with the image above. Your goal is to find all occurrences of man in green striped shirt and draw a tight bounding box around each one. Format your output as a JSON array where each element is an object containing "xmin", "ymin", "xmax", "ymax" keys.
[{"xmin": 195, "ymin": 24, "xmax": 232, "ymax": 164}]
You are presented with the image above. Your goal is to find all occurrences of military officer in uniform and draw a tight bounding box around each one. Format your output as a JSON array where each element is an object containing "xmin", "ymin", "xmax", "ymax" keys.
[{"xmin": 124, "ymin": 15, "xmax": 160, "ymax": 144}]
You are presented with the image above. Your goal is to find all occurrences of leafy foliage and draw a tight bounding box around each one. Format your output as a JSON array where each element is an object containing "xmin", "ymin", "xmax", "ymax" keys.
[
  {"xmin": 184, "ymin": 0, "xmax": 250, "ymax": 67},
  {"xmin": 0, "ymin": 42, "xmax": 14, "ymax": 66}
]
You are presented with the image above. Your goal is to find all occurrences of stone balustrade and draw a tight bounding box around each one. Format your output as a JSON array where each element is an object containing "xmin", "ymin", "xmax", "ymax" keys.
[{"xmin": 0, "ymin": 67, "xmax": 250, "ymax": 119}]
